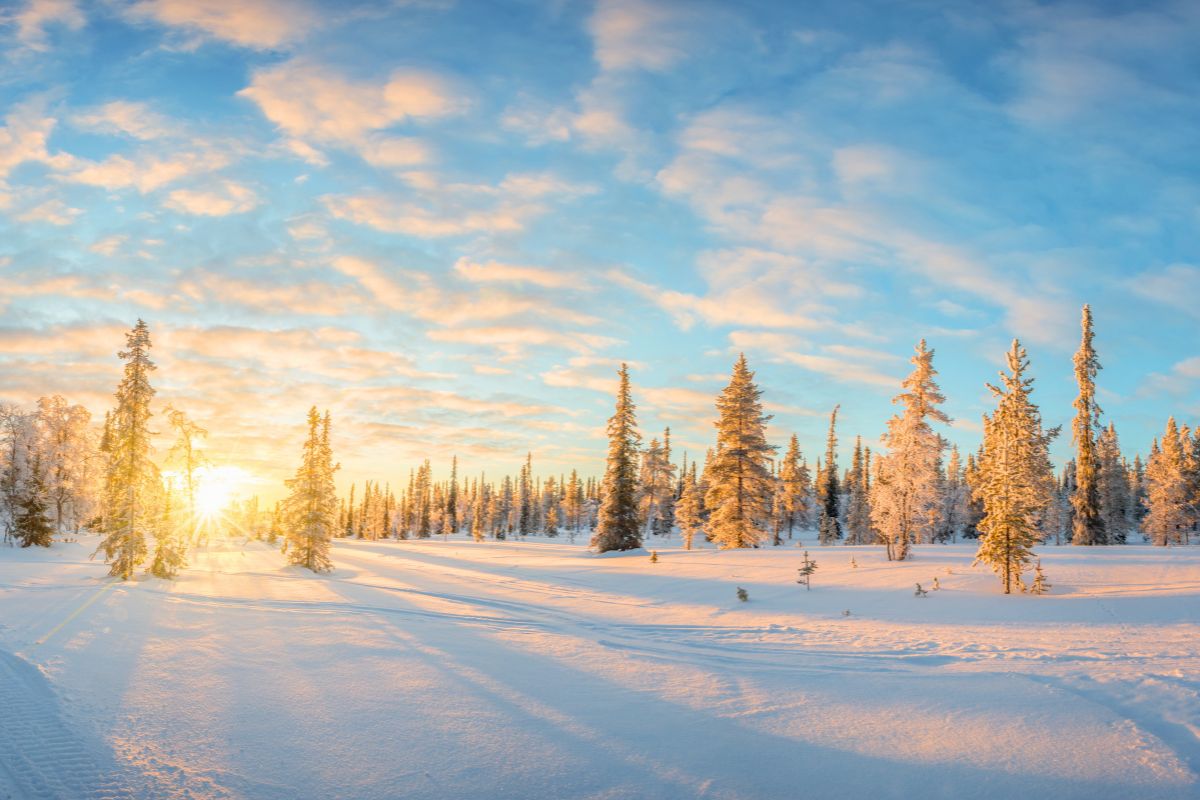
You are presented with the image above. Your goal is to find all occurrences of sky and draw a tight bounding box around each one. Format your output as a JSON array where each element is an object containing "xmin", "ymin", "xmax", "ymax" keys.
[{"xmin": 1, "ymin": 0, "xmax": 1199, "ymax": 498}]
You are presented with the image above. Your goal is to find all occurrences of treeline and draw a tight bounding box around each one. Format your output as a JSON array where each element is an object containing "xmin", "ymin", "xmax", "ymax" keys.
[
  {"xmin": 345, "ymin": 307, "xmax": 1198, "ymax": 594},
  {"xmin": 0, "ymin": 320, "xmax": 339, "ymax": 580},
  {"xmin": 2, "ymin": 309, "xmax": 1198, "ymax": 593}
]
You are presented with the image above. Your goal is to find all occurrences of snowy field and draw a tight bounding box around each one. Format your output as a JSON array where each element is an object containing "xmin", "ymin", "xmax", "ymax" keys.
[{"xmin": 1, "ymin": 536, "xmax": 1198, "ymax": 800}]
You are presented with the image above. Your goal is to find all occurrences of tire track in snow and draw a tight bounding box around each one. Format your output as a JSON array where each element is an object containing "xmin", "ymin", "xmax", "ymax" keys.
[{"xmin": 0, "ymin": 649, "xmax": 135, "ymax": 800}]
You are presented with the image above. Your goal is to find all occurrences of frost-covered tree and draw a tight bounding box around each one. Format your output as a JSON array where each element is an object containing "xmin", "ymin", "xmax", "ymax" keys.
[
  {"xmin": 1142, "ymin": 418, "xmax": 1192, "ymax": 546},
  {"xmin": 445, "ymin": 456, "xmax": 459, "ymax": 535},
  {"xmin": 1071, "ymin": 304, "xmax": 1106, "ymax": 546},
  {"xmin": 675, "ymin": 462, "xmax": 704, "ymax": 550},
  {"xmin": 564, "ymin": 469, "xmax": 583, "ymax": 533},
  {"xmin": 471, "ymin": 473, "xmax": 487, "ymax": 542},
  {"xmin": 163, "ymin": 405, "xmax": 207, "ymax": 539},
  {"xmin": 974, "ymin": 341, "xmax": 1056, "ymax": 594},
  {"xmin": 13, "ymin": 454, "xmax": 53, "ymax": 548},
  {"xmin": 34, "ymin": 396, "xmax": 96, "ymax": 534},
  {"xmin": 704, "ymin": 355, "xmax": 776, "ymax": 549},
  {"xmin": 639, "ymin": 431, "xmax": 676, "ymax": 538},
  {"xmin": 817, "ymin": 407, "xmax": 841, "ymax": 545},
  {"xmin": 1097, "ymin": 423, "xmax": 1130, "ymax": 544},
  {"xmin": 97, "ymin": 320, "xmax": 160, "ymax": 580},
  {"xmin": 777, "ymin": 434, "xmax": 811, "ymax": 540},
  {"xmin": 282, "ymin": 408, "xmax": 338, "ymax": 572},
  {"xmin": 844, "ymin": 437, "xmax": 874, "ymax": 545},
  {"xmin": 938, "ymin": 446, "xmax": 970, "ymax": 543},
  {"xmin": 150, "ymin": 479, "xmax": 186, "ymax": 578},
  {"xmin": 592, "ymin": 364, "xmax": 642, "ymax": 552},
  {"xmin": 871, "ymin": 340, "xmax": 949, "ymax": 561},
  {"xmin": 1, "ymin": 405, "xmax": 34, "ymax": 544}
]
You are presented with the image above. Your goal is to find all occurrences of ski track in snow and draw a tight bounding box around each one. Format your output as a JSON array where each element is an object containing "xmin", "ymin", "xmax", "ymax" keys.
[
  {"xmin": 1, "ymin": 536, "xmax": 1198, "ymax": 799},
  {"xmin": 0, "ymin": 648, "xmax": 134, "ymax": 800}
]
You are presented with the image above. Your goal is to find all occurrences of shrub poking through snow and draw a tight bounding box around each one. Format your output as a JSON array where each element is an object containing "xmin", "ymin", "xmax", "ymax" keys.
[
  {"xmin": 797, "ymin": 550, "xmax": 817, "ymax": 590},
  {"xmin": 736, "ymin": 586, "xmax": 748, "ymax": 602},
  {"xmin": 1030, "ymin": 560, "xmax": 1051, "ymax": 595},
  {"xmin": 914, "ymin": 582, "xmax": 928, "ymax": 597}
]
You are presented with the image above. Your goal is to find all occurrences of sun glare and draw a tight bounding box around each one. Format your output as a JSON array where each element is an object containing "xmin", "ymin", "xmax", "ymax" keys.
[{"xmin": 194, "ymin": 466, "xmax": 250, "ymax": 517}]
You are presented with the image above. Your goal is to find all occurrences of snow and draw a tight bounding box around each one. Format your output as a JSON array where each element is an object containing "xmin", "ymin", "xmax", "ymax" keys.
[{"xmin": 1, "ymin": 536, "xmax": 1198, "ymax": 799}]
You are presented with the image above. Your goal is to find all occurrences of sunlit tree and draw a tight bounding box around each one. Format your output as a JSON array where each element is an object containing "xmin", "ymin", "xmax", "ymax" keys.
[
  {"xmin": 704, "ymin": 355, "xmax": 776, "ymax": 549},
  {"xmin": 592, "ymin": 364, "xmax": 642, "ymax": 553},
  {"xmin": 871, "ymin": 340, "xmax": 949, "ymax": 561},
  {"xmin": 282, "ymin": 407, "xmax": 339, "ymax": 572},
  {"xmin": 974, "ymin": 340, "xmax": 1056, "ymax": 593},
  {"xmin": 97, "ymin": 320, "xmax": 160, "ymax": 580}
]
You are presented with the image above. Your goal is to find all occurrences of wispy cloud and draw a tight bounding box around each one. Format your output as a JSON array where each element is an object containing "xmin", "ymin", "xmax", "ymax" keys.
[{"xmin": 125, "ymin": 0, "xmax": 319, "ymax": 50}]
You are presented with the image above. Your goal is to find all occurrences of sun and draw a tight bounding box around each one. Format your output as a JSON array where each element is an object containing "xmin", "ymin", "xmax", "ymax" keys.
[{"xmin": 193, "ymin": 465, "xmax": 250, "ymax": 517}]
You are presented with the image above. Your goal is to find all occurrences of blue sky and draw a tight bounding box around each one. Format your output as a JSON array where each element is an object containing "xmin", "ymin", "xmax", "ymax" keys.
[{"xmin": 1, "ymin": 0, "xmax": 1198, "ymax": 495}]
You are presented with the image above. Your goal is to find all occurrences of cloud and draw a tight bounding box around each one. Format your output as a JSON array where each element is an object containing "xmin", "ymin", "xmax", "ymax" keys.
[
  {"xmin": 62, "ymin": 148, "xmax": 230, "ymax": 193},
  {"xmin": 72, "ymin": 100, "xmax": 172, "ymax": 140},
  {"xmin": 12, "ymin": 0, "xmax": 84, "ymax": 52},
  {"xmin": 1141, "ymin": 356, "xmax": 1200, "ymax": 401},
  {"xmin": 324, "ymin": 193, "xmax": 527, "ymax": 238},
  {"xmin": 15, "ymin": 197, "xmax": 80, "ymax": 225},
  {"xmin": 0, "ymin": 99, "xmax": 74, "ymax": 179},
  {"xmin": 323, "ymin": 171, "xmax": 591, "ymax": 239},
  {"xmin": 541, "ymin": 357, "xmax": 643, "ymax": 394},
  {"xmin": 589, "ymin": 0, "xmax": 694, "ymax": 72},
  {"xmin": 1130, "ymin": 263, "xmax": 1200, "ymax": 317},
  {"xmin": 164, "ymin": 180, "xmax": 259, "ymax": 215},
  {"xmin": 177, "ymin": 270, "xmax": 365, "ymax": 316},
  {"xmin": 654, "ymin": 101, "xmax": 1077, "ymax": 345},
  {"xmin": 88, "ymin": 234, "xmax": 128, "ymax": 256},
  {"xmin": 612, "ymin": 247, "xmax": 859, "ymax": 333},
  {"xmin": 239, "ymin": 59, "xmax": 462, "ymax": 169},
  {"xmin": 728, "ymin": 331, "xmax": 899, "ymax": 388},
  {"xmin": 125, "ymin": 0, "xmax": 318, "ymax": 50},
  {"xmin": 428, "ymin": 326, "xmax": 619, "ymax": 359},
  {"xmin": 1000, "ymin": 3, "xmax": 1200, "ymax": 127},
  {"xmin": 454, "ymin": 258, "xmax": 582, "ymax": 290},
  {"xmin": 330, "ymin": 255, "xmax": 598, "ymax": 333}
]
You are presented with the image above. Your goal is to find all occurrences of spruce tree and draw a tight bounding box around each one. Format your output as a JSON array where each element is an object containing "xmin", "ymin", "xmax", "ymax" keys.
[
  {"xmin": 844, "ymin": 437, "xmax": 874, "ymax": 545},
  {"xmin": 592, "ymin": 364, "xmax": 642, "ymax": 552},
  {"xmin": 1071, "ymin": 304, "xmax": 1106, "ymax": 545},
  {"xmin": 14, "ymin": 454, "xmax": 53, "ymax": 548},
  {"xmin": 871, "ymin": 340, "xmax": 949, "ymax": 561},
  {"xmin": 471, "ymin": 473, "xmax": 486, "ymax": 542},
  {"xmin": 1143, "ymin": 418, "xmax": 1191, "ymax": 546},
  {"xmin": 817, "ymin": 406, "xmax": 842, "ymax": 544},
  {"xmin": 973, "ymin": 340, "xmax": 1056, "ymax": 593},
  {"xmin": 282, "ymin": 407, "xmax": 338, "ymax": 572},
  {"xmin": 445, "ymin": 456, "xmax": 459, "ymax": 535},
  {"xmin": 150, "ymin": 479, "xmax": 186, "ymax": 578},
  {"xmin": 675, "ymin": 462, "xmax": 704, "ymax": 550},
  {"xmin": 704, "ymin": 355, "xmax": 776, "ymax": 549},
  {"xmin": 163, "ymin": 405, "xmax": 207, "ymax": 530},
  {"xmin": 1097, "ymin": 423, "xmax": 1130, "ymax": 544},
  {"xmin": 778, "ymin": 434, "xmax": 810, "ymax": 540},
  {"xmin": 97, "ymin": 320, "xmax": 159, "ymax": 579}
]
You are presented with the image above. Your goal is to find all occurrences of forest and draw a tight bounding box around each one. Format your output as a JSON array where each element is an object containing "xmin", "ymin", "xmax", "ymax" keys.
[{"xmin": 3, "ymin": 307, "xmax": 1195, "ymax": 596}]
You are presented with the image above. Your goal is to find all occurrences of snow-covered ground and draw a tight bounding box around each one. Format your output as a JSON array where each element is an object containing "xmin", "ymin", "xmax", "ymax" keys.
[{"xmin": 1, "ymin": 535, "xmax": 1198, "ymax": 799}]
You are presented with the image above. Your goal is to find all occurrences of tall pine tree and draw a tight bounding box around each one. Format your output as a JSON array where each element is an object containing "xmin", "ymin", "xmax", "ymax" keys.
[
  {"xmin": 704, "ymin": 355, "xmax": 776, "ymax": 549},
  {"xmin": 1071, "ymin": 304, "xmax": 1106, "ymax": 545},
  {"xmin": 817, "ymin": 407, "xmax": 841, "ymax": 544},
  {"xmin": 592, "ymin": 364, "xmax": 642, "ymax": 552},
  {"xmin": 97, "ymin": 320, "xmax": 160, "ymax": 580},
  {"xmin": 282, "ymin": 408, "xmax": 338, "ymax": 572},
  {"xmin": 974, "ymin": 341, "xmax": 1056, "ymax": 593},
  {"xmin": 871, "ymin": 340, "xmax": 949, "ymax": 561}
]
